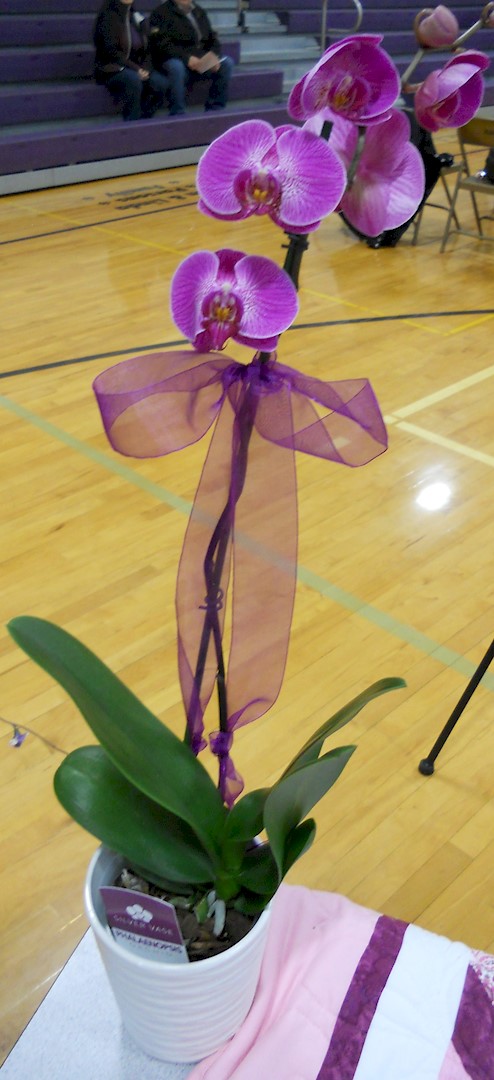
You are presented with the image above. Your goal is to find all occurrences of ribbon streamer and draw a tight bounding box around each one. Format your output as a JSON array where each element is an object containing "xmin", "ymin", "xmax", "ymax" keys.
[{"xmin": 94, "ymin": 351, "xmax": 387, "ymax": 805}]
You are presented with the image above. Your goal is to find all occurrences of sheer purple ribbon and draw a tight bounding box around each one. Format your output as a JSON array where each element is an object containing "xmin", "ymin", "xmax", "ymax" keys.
[{"xmin": 93, "ymin": 351, "xmax": 387, "ymax": 806}]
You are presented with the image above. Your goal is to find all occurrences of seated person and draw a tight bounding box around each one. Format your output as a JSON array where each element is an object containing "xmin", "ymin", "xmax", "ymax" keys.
[
  {"xmin": 94, "ymin": 0, "xmax": 169, "ymax": 121},
  {"xmin": 149, "ymin": 0, "xmax": 233, "ymax": 116}
]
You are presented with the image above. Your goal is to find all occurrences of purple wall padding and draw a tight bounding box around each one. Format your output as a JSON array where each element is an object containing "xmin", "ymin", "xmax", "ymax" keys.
[{"xmin": 0, "ymin": 105, "xmax": 290, "ymax": 175}]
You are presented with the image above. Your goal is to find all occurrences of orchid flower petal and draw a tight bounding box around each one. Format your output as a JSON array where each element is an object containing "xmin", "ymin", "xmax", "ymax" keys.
[
  {"xmin": 197, "ymin": 120, "xmax": 276, "ymax": 216},
  {"xmin": 171, "ymin": 250, "xmax": 298, "ymax": 352},
  {"xmin": 197, "ymin": 117, "xmax": 346, "ymax": 233},
  {"xmin": 198, "ymin": 198, "xmax": 248, "ymax": 222},
  {"xmin": 333, "ymin": 111, "xmax": 425, "ymax": 237},
  {"xmin": 414, "ymin": 5, "xmax": 459, "ymax": 48},
  {"xmin": 233, "ymin": 255, "xmax": 299, "ymax": 338},
  {"xmin": 274, "ymin": 127, "xmax": 347, "ymax": 225},
  {"xmin": 170, "ymin": 250, "xmax": 220, "ymax": 341},
  {"xmin": 289, "ymin": 34, "xmax": 400, "ymax": 126},
  {"xmin": 415, "ymin": 50, "xmax": 490, "ymax": 132}
]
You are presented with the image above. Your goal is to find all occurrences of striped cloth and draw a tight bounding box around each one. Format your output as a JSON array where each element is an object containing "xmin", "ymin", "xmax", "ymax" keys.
[{"xmin": 189, "ymin": 886, "xmax": 494, "ymax": 1079}]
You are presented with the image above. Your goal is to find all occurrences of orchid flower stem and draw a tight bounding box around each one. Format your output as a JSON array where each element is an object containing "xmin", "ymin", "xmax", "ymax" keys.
[
  {"xmin": 454, "ymin": 17, "xmax": 485, "ymax": 47},
  {"xmin": 282, "ymin": 233, "xmax": 310, "ymax": 289},
  {"xmin": 400, "ymin": 47, "xmax": 425, "ymax": 88},
  {"xmin": 401, "ymin": 11, "xmax": 491, "ymax": 93},
  {"xmin": 186, "ymin": 243, "xmax": 306, "ymax": 797},
  {"xmin": 186, "ymin": 390, "xmax": 257, "ymax": 799},
  {"xmin": 346, "ymin": 126, "xmax": 366, "ymax": 189}
]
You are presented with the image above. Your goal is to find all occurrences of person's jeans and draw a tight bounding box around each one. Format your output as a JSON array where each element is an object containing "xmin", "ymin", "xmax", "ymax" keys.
[
  {"xmin": 106, "ymin": 68, "xmax": 169, "ymax": 121},
  {"xmin": 165, "ymin": 56, "xmax": 234, "ymax": 115}
]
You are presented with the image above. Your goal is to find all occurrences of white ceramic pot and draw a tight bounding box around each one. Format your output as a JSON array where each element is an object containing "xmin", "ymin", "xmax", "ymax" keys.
[{"xmin": 84, "ymin": 845, "xmax": 271, "ymax": 1063}]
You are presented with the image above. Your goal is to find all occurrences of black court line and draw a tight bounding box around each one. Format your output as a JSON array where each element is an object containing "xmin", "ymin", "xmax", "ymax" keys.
[
  {"xmin": 0, "ymin": 341, "xmax": 188, "ymax": 380},
  {"xmin": 2, "ymin": 309, "xmax": 494, "ymax": 382},
  {"xmin": 0, "ymin": 200, "xmax": 198, "ymax": 246},
  {"xmin": 293, "ymin": 309, "xmax": 494, "ymax": 328}
]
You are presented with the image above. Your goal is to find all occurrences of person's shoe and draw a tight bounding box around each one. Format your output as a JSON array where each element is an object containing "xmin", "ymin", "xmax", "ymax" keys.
[{"xmin": 437, "ymin": 153, "xmax": 454, "ymax": 168}]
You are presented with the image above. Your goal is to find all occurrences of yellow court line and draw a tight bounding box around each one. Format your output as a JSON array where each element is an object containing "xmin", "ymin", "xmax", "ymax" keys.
[
  {"xmin": 44, "ymin": 209, "xmax": 181, "ymax": 255},
  {"xmin": 300, "ymin": 288, "xmax": 443, "ymax": 335},
  {"xmin": 445, "ymin": 313, "xmax": 494, "ymax": 336},
  {"xmin": 397, "ymin": 420, "xmax": 494, "ymax": 468},
  {"xmin": 392, "ymin": 362, "xmax": 494, "ymax": 419}
]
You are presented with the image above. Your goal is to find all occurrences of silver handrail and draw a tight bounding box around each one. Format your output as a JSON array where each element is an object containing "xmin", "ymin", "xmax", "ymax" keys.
[{"xmin": 321, "ymin": 0, "xmax": 363, "ymax": 54}]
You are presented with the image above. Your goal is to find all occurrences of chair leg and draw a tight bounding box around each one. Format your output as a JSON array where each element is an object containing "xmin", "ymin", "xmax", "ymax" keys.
[
  {"xmin": 411, "ymin": 206, "xmax": 424, "ymax": 246},
  {"xmin": 440, "ymin": 172, "xmax": 460, "ymax": 229},
  {"xmin": 440, "ymin": 168, "xmax": 464, "ymax": 252},
  {"xmin": 469, "ymin": 191, "xmax": 483, "ymax": 236}
]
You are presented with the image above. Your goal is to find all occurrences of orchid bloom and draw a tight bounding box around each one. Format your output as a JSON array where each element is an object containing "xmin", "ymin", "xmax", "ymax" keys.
[
  {"xmin": 326, "ymin": 110, "xmax": 425, "ymax": 238},
  {"xmin": 170, "ymin": 248, "xmax": 299, "ymax": 352},
  {"xmin": 414, "ymin": 6, "xmax": 459, "ymax": 48},
  {"xmin": 414, "ymin": 51, "xmax": 490, "ymax": 132},
  {"xmin": 288, "ymin": 34, "xmax": 400, "ymax": 127},
  {"xmin": 196, "ymin": 119, "xmax": 346, "ymax": 234}
]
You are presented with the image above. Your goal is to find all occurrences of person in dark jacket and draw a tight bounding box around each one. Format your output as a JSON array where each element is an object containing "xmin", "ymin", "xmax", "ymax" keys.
[
  {"xmin": 94, "ymin": 0, "xmax": 169, "ymax": 121},
  {"xmin": 149, "ymin": 0, "xmax": 233, "ymax": 115}
]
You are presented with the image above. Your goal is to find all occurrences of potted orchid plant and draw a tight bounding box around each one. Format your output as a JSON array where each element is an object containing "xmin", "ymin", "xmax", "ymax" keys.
[{"xmin": 7, "ymin": 9, "xmax": 490, "ymax": 1066}]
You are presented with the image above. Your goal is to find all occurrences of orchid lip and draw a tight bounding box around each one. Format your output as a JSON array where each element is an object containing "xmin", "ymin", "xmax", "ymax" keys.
[
  {"xmin": 200, "ymin": 286, "xmax": 244, "ymax": 350},
  {"xmin": 233, "ymin": 167, "xmax": 282, "ymax": 215}
]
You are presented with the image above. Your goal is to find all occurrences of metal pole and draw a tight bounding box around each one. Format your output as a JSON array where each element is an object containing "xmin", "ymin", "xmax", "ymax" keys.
[
  {"xmin": 418, "ymin": 637, "xmax": 494, "ymax": 775},
  {"xmin": 322, "ymin": 0, "xmax": 363, "ymax": 54}
]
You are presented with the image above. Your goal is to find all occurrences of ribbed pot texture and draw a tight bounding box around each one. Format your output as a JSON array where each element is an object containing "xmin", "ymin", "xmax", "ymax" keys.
[{"xmin": 84, "ymin": 846, "xmax": 271, "ymax": 1063}]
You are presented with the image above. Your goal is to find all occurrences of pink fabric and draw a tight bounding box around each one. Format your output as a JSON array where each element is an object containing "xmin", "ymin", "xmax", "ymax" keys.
[
  {"xmin": 438, "ymin": 1045, "xmax": 470, "ymax": 1080},
  {"xmin": 189, "ymin": 886, "xmax": 379, "ymax": 1080},
  {"xmin": 188, "ymin": 885, "xmax": 493, "ymax": 1080}
]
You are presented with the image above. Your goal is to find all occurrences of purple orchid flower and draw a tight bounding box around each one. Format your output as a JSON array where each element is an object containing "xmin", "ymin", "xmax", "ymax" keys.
[
  {"xmin": 325, "ymin": 110, "xmax": 425, "ymax": 238},
  {"xmin": 288, "ymin": 34, "xmax": 400, "ymax": 127},
  {"xmin": 414, "ymin": 5, "xmax": 459, "ymax": 48},
  {"xmin": 414, "ymin": 51, "xmax": 490, "ymax": 132},
  {"xmin": 196, "ymin": 119, "xmax": 347, "ymax": 234},
  {"xmin": 170, "ymin": 248, "xmax": 299, "ymax": 352}
]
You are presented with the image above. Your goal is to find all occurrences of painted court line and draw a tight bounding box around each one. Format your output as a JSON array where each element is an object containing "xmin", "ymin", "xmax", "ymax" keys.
[
  {"xmin": 0, "ymin": 202, "xmax": 198, "ymax": 247},
  {"xmin": 396, "ymin": 421, "xmax": 494, "ymax": 468},
  {"xmin": 45, "ymin": 209, "xmax": 181, "ymax": 255},
  {"xmin": 392, "ymin": 363, "xmax": 494, "ymax": 418},
  {"xmin": 1, "ymin": 391, "xmax": 493, "ymax": 693}
]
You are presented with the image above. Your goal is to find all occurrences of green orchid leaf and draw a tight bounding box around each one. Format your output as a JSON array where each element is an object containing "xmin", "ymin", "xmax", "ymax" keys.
[
  {"xmin": 281, "ymin": 678, "xmax": 406, "ymax": 779},
  {"xmin": 264, "ymin": 746, "xmax": 356, "ymax": 875},
  {"xmin": 8, "ymin": 616, "xmax": 226, "ymax": 857},
  {"xmin": 54, "ymin": 746, "xmax": 215, "ymax": 885},
  {"xmin": 223, "ymin": 788, "xmax": 270, "ymax": 841},
  {"xmin": 233, "ymin": 890, "xmax": 272, "ymax": 916},
  {"xmin": 238, "ymin": 842, "xmax": 279, "ymax": 895},
  {"xmin": 282, "ymin": 819, "xmax": 316, "ymax": 877}
]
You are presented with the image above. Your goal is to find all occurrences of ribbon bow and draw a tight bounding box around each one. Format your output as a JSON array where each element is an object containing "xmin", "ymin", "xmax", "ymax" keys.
[{"xmin": 94, "ymin": 351, "xmax": 387, "ymax": 806}]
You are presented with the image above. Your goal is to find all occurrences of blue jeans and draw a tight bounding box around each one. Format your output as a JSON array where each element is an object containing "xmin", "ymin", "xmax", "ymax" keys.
[
  {"xmin": 165, "ymin": 56, "xmax": 234, "ymax": 115},
  {"xmin": 106, "ymin": 68, "xmax": 169, "ymax": 121}
]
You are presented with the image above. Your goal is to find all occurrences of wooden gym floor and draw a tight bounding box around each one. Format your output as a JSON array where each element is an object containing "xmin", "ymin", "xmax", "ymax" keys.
[{"xmin": 1, "ymin": 135, "xmax": 493, "ymax": 1063}]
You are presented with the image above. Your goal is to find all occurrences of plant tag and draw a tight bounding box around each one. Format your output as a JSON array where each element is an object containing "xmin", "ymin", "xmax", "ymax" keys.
[{"xmin": 100, "ymin": 886, "xmax": 189, "ymax": 964}]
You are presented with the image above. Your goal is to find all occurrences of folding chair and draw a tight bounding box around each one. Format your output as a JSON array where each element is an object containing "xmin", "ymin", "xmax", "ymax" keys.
[
  {"xmin": 440, "ymin": 112, "xmax": 494, "ymax": 252},
  {"xmin": 412, "ymin": 161, "xmax": 463, "ymax": 245}
]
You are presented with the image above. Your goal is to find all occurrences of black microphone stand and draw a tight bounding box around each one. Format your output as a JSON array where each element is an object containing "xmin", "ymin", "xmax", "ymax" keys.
[{"xmin": 418, "ymin": 637, "xmax": 494, "ymax": 775}]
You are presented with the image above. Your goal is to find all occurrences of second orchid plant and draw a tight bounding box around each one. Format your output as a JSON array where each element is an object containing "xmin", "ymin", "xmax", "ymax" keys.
[{"xmin": 7, "ymin": 8, "xmax": 491, "ymax": 929}]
